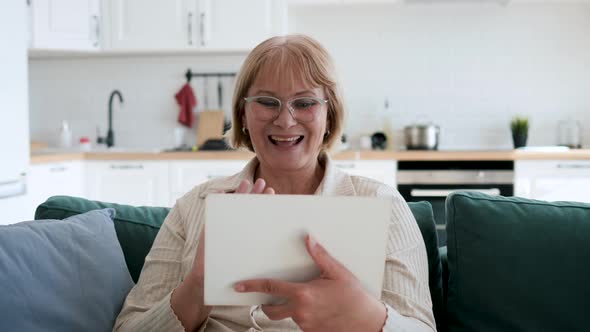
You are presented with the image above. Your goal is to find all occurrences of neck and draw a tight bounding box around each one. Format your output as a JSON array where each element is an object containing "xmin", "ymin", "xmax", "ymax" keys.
[{"xmin": 255, "ymin": 156, "xmax": 325, "ymax": 195}]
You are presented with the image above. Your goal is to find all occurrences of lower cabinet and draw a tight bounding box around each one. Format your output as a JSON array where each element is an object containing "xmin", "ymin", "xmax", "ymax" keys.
[
  {"xmin": 27, "ymin": 161, "xmax": 84, "ymax": 218},
  {"xmin": 0, "ymin": 161, "xmax": 85, "ymax": 224},
  {"xmin": 515, "ymin": 160, "xmax": 590, "ymax": 203},
  {"xmin": 85, "ymin": 161, "xmax": 170, "ymax": 207},
  {"xmin": 333, "ymin": 160, "xmax": 397, "ymax": 188},
  {"xmin": 23, "ymin": 158, "xmax": 398, "ymax": 215},
  {"xmin": 168, "ymin": 160, "xmax": 249, "ymax": 206}
]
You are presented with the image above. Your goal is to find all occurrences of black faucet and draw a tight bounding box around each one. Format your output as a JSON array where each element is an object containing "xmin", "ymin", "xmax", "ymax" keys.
[{"xmin": 98, "ymin": 90, "xmax": 124, "ymax": 148}]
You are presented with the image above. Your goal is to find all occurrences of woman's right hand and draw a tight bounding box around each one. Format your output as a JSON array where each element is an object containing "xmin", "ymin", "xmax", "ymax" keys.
[{"xmin": 171, "ymin": 179, "xmax": 274, "ymax": 331}]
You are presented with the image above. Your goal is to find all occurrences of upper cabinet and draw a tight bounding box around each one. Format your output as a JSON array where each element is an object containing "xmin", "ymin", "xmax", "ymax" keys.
[
  {"xmin": 200, "ymin": 0, "xmax": 279, "ymax": 49},
  {"xmin": 106, "ymin": 0, "xmax": 284, "ymax": 50},
  {"xmin": 106, "ymin": 0, "xmax": 195, "ymax": 49},
  {"xmin": 29, "ymin": 0, "xmax": 101, "ymax": 50}
]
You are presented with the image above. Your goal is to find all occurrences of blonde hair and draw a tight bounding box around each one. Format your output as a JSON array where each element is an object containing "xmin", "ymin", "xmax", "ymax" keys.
[{"xmin": 226, "ymin": 34, "xmax": 345, "ymax": 152}]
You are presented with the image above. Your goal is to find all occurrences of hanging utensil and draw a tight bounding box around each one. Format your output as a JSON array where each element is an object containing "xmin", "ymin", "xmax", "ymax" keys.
[
  {"xmin": 203, "ymin": 75, "xmax": 209, "ymax": 110},
  {"xmin": 217, "ymin": 76, "xmax": 223, "ymax": 109}
]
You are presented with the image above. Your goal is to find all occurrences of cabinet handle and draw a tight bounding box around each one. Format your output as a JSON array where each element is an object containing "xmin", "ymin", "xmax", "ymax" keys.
[
  {"xmin": 199, "ymin": 12, "xmax": 206, "ymax": 47},
  {"xmin": 557, "ymin": 164, "xmax": 590, "ymax": 169},
  {"xmin": 410, "ymin": 188, "xmax": 501, "ymax": 197},
  {"xmin": 335, "ymin": 163, "xmax": 356, "ymax": 169},
  {"xmin": 110, "ymin": 165, "xmax": 144, "ymax": 170},
  {"xmin": 50, "ymin": 166, "xmax": 67, "ymax": 173},
  {"xmin": 187, "ymin": 12, "xmax": 193, "ymax": 45},
  {"xmin": 92, "ymin": 15, "xmax": 100, "ymax": 47}
]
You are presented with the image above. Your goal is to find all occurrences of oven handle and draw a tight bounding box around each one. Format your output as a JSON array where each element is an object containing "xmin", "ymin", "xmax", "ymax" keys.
[{"xmin": 410, "ymin": 188, "xmax": 501, "ymax": 197}]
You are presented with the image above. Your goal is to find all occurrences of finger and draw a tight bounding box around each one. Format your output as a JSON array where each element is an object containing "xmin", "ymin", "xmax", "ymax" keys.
[
  {"xmin": 261, "ymin": 304, "xmax": 292, "ymax": 321},
  {"xmin": 251, "ymin": 178, "xmax": 266, "ymax": 194},
  {"xmin": 263, "ymin": 187, "xmax": 275, "ymax": 195},
  {"xmin": 234, "ymin": 279, "xmax": 298, "ymax": 297},
  {"xmin": 236, "ymin": 179, "xmax": 251, "ymax": 193},
  {"xmin": 305, "ymin": 234, "xmax": 347, "ymax": 278}
]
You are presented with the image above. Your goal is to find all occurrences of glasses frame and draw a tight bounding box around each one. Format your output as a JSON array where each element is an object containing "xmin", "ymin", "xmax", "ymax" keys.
[{"xmin": 243, "ymin": 95, "xmax": 329, "ymax": 122}]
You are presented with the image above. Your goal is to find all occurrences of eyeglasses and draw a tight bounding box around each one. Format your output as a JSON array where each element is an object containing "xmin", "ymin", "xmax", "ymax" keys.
[{"xmin": 243, "ymin": 95, "xmax": 328, "ymax": 123}]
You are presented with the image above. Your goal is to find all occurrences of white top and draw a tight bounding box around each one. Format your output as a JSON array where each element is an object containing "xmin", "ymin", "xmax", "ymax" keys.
[{"xmin": 114, "ymin": 154, "xmax": 436, "ymax": 332}]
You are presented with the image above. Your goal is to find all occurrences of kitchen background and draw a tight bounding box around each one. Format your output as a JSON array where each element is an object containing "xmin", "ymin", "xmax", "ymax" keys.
[{"xmin": 29, "ymin": 1, "xmax": 590, "ymax": 151}]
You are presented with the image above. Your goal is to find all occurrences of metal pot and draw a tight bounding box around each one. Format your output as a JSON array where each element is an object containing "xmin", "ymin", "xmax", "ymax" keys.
[{"xmin": 404, "ymin": 124, "xmax": 440, "ymax": 150}]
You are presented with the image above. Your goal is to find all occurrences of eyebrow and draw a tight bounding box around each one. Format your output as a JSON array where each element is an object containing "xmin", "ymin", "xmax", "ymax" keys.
[{"xmin": 253, "ymin": 90, "xmax": 318, "ymax": 97}]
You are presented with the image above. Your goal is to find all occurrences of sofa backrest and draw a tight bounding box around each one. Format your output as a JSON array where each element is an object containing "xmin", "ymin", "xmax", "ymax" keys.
[
  {"xmin": 35, "ymin": 195, "xmax": 444, "ymax": 329},
  {"xmin": 445, "ymin": 191, "xmax": 590, "ymax": 332}
]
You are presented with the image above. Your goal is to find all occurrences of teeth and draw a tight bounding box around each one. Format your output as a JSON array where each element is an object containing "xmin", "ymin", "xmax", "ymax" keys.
[{"xmin": 271, "ymin": 136, "xmax": 301, "ymax": 142}]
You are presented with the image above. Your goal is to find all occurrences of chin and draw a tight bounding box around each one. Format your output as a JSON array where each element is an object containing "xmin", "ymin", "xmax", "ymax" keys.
[{"xmin": 261, "ymin": 149, "xmax": 317, "ymax": 171}]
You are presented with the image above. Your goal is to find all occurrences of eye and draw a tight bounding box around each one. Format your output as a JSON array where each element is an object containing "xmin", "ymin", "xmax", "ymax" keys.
[
  {"xmin": 292, "ymin": 98, "xmax": 319, "ymax": 110},
  {"xmin": 255, "ymin": 97, "xmax": 280, "ymax": 108}
]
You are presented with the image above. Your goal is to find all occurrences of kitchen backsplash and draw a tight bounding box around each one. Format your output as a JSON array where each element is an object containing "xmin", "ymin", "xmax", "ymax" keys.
[{"xmin": 29, "ymin": 2, "xmax": 590, "ymax": 150}]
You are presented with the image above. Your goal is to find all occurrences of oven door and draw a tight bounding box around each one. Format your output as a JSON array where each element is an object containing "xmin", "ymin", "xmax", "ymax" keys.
[{"xmin": 398, "ymin": 184, "xmax": 513, "ymax": 246}]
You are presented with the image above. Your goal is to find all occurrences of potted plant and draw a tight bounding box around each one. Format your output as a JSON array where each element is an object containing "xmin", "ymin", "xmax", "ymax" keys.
[{"xmin": 511, "ymin": 116, "xmax": 529, "ymax": 149}]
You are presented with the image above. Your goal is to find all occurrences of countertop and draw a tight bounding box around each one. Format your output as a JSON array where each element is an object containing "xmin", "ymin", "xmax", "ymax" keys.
[{"xmin": 29, "ymin": 149, "xmax": 590, "ymax": 164}]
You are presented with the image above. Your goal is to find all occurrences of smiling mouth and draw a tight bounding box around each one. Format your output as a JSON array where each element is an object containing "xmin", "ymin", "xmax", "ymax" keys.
[{"xmin": 268, "ymin": 135, "xmax": 304, "ymax": 146}]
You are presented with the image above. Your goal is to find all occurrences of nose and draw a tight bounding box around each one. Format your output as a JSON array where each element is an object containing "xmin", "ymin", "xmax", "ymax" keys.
[{"xmin": 272, "ymin": 102, "xmax": 298, "ymax": 129}]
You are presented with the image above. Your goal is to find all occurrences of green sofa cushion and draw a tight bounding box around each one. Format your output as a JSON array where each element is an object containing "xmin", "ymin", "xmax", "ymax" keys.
[
  {"xmin": 35, "ymin": 196, "xmax": 443, "ymax": 327},
  {"xmin": 446, "ymin": 191, "xmax": 590, "ymax": 332},
  {"xmin": 407, "ymin": 201, "xmax": 445, "ymax": 332},
  {"xmin": 35, "ymin": 196, "xmax": 169, "ymax": 283}
]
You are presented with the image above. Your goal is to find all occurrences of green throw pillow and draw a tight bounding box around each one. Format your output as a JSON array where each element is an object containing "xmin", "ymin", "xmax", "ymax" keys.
[
  {"xmin": 446, "ymin": 191, "xmax": 590, "ymax": 332},
  {"xmin": 35, "ymin": 196, "xmax": 170, "ymax": 283}
]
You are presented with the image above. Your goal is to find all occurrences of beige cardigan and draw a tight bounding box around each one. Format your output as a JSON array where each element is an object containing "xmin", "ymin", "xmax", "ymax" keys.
[{"xmin": 114, "ymin": 155, "xmax": 436, "ymax": 331}]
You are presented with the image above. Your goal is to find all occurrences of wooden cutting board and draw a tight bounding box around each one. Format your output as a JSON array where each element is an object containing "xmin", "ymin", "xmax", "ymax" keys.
[{"xmin": 196, "ymin": 111, "xmax": 225, "ymax": 146}]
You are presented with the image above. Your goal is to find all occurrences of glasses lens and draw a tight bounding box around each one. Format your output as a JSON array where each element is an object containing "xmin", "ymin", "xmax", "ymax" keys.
[
  {"xmin": 246, "ymin": 96, "xmax": 325, "ymax": 122},
  {"xmin": 248, "ymin": 96, "xmax": 280, "ymax": 120},
  {"xmin": 290, "ymin": 98, "xmax": 323, "ymax": 122}
]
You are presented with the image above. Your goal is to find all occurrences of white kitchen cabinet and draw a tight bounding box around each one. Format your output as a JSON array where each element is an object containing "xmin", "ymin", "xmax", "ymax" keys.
[
  {"xmin": 27, "ymin": 161, "xmax": 85, "ymax": 217},
  {"xmin": 85, "ymin": 161, "xmax": 170, "ymax": 207},
  {"xmin": 168, "ymin": 160, "xmax": 248, "ymax": 205},
  {"xmin": 29, "ymin": 0, "xmax": 101, "ymax": 50},
  {"xmin": 333, "ymin": 160, "xmax": 397, "ymax": 188},
  {"xmin": 515, "ymin": 160, "xmax": 590, "ymax": 203},
  {"xmin": 106, "ymin": 0, "xmax": 195, "ymax": 49},
  {"xmin": 198, "ymin": 0, "xmax": 276, "ymax": 49},
  {"xmin": 105, "ymin": 0, "xmax": 282, "ymax": 50}
]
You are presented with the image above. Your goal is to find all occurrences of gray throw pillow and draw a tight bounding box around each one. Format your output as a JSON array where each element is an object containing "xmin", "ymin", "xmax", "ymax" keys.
[{"xmin": 0, "ymin": 209, "xmax": 134, "ymax": 332}]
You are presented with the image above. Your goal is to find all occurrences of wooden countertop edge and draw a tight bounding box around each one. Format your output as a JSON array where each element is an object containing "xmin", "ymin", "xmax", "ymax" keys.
[
  {"xmin": 30, "ymin": 150, "xmax": 590, "ymax": 164},
  {"xmin": 30, "ymin": 153, "xmax": 86, "ymax": 164}
]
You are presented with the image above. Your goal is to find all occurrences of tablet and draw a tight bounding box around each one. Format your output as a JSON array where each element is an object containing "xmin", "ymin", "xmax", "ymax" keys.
[{"xmin": 204, "ymin": 194, "xmax": 390, "ymax": 305}]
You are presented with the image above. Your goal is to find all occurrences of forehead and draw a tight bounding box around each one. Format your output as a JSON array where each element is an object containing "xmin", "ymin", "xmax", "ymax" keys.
[{"xmin": 250, "ymin": 55, "xmax": 321, "ymax": 95}]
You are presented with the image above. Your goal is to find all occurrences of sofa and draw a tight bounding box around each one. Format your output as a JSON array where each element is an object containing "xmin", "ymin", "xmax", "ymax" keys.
[{"xmin": 1, "ymin": 192, "xmax": 589, "ymax": 331}]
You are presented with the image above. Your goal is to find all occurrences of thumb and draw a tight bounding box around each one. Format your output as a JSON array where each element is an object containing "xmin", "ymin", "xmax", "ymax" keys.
[{"xmin": 305, "ymin": 234, "xmax": 346, "ymax": 279}]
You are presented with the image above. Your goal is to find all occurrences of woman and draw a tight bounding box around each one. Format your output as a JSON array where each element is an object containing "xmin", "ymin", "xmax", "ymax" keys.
[{"xmin": 114, "ymin": 35, "xmax": 436, "ymax": 332}]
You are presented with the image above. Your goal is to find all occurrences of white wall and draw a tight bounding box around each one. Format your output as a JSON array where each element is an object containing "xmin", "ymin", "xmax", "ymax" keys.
[
  {"xmin": 29, "ymin": 2, "xmax": 590, "ymax": 150},
  {"xmin": 29, "ymin": 54, "xmax": 244, "ymax": 149},
  {"xmin": 289, "ymin": 2, "xmax": 590, "ymax": 149}
]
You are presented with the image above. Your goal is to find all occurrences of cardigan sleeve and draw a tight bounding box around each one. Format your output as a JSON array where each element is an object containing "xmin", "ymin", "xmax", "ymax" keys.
[{"xmin": 379, "ymin": 191, "xmax": 437, "ymax": 331}]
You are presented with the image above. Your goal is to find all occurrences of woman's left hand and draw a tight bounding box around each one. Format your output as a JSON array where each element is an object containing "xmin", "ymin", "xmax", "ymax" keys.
[{"xmin": 234, "ymin": 235, "xmax": 387, "ymax": 332}]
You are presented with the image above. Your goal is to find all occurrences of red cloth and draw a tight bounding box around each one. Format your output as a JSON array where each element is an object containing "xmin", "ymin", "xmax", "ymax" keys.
[{"xmin": 175, "ymin": 83, "xmax": 197, "ymax": 128}]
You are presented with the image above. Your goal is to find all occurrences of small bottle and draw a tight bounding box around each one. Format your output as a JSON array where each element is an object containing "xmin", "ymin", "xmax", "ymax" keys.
[
  {"xmin": 382, "ymin": 99, "xmax": 394, "ymax": 149},
  {"xmin": 79, "ymin": 137, "xmax": 92, "ymax": 151},
  {"xmin": 59, "ymin": 120, "xmax": 72, "ymax": 149}
]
